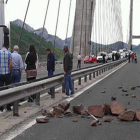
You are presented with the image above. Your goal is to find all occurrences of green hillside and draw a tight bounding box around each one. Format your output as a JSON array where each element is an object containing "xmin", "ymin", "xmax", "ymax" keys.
[{"xmin": 10, "ymin": 22, "xmax": 63, "ymax": 61}]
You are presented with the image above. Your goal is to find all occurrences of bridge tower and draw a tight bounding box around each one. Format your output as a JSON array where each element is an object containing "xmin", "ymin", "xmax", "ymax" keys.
[
  {"xmin": 0, "ymin": 0, "xmax": 5, "ymax": 49},
  {"xmin": 71, "ymin": 0, "xmax": 96, "ymax": 58}
]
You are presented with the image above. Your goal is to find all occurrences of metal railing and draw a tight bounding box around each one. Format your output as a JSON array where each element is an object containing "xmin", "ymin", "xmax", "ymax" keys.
[{"xmin": 0, "ymin": 58, "xmax": 127, "ymax": 116}]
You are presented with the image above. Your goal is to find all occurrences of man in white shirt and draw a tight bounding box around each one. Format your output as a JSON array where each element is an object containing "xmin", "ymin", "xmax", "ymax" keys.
[{"xmin": 77, "ymin": 53, "xmax": 82, "ymax": 69}]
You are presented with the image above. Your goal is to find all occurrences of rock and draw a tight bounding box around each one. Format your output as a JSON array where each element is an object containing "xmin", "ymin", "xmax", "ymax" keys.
[
  {"xmin": 41, "ymin": 109, "xmax": 48, "ymax": 116},
  {"xmin": 73, "ymin": 118, "xmax": 78, "ymax": 122},
  {"xmin": 110, "ymin": 102, "xmax": 126, "ymax": 115},
  {"xmin": 127, "ymin": 102, "xmax": 131, "ymax": 105},
  {"xmin": 101, "ymin": 91, "xmax": 106, "ymax": 93},
  {"xmin": 122, "ymin": 89, "xmax": 127, "ymax": 92},
  {"xmin": 125, "ymin": 93, "xmax": 129, "ymax": 96},
  {"xmin": 88, "ymin": 105, "xmax": 105, "ymax": 118},
  {"xmin": 58, "ymin": 101, "xmax": 70, "ymax": 111},
  {"xmin": 64, "ymin": 109, "xmax": 73, "ymax": 117},
  {"xmin": 81, "ymin": 111, "xmax": 89, "ymax": 117},
  {"xmin": 135, "ymin": 109, "xmax": 140, "ymax": 121},
  {"xmin": 73, "ymin": 104, "xmax": 84, "ymax": 114},
  {"xmin": 111, "ymin": 97, "xmax": 116, "ymax": 101},
  {"xmin": 104, "ymin": 103, "xmax": 111, "ymax": 115},
  {"xmin": 36, "ymin": 117, "xmax": 49, "ymax": 123},
  {"xmin": 90, "ymin": 120, "xmax": 97, "ymax": 126},
  {"xmin": 103, "ymin": 117, "xmax": 113, "ymax": 122},
  {"xmin": 98, "ymin": 122, "xmax": 102, "ymax": 125},
  {"xmin": 47, "ymin": 111, "xmax": 55, "ymax": 117},
  {"xmin": 53, "ymin": 107, "xmax": 64, "ymax": 117},
  {"xmin": 132, "ymin": 95, "xmax": 136, "ymax": 98},
  {"xmin": 118, "ymin": 110, "xmax": 135, "ymax": 121},
  {"xmin": 130, "ymin": 87, "xmax": 136, "ymax": 90}
]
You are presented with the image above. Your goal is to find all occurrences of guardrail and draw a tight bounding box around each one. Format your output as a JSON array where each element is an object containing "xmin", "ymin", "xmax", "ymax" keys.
[
  {"xmin": 0, "ymin": 59, "xmax": 127, "ymax": 116},
  {"xmin": 39, "ymin": 59, "xmax": 77, "ymax": 67}
]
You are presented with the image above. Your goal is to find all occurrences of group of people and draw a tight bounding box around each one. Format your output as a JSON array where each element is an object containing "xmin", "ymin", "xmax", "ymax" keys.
[
  {"xmin": 0, "ymin": 44, "xmax": 74, "ymax": 111},
  {"xmin": 112, "ymin": 52, "xmax": 120, "ymax": 61},
  {"xmin": 128, "ymin": 53, "xmax": 137, "ymax": 63}
]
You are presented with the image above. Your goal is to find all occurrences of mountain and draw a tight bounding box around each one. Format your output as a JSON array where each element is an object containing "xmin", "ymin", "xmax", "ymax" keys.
[
  {"xmin": 12, "ymin": 19, "xmax": 70, "ymax": 49},
  {"xmin": 10, "ymin": 22, "xmax": 64, "ymax": 61},
  {"xmin": 13, "ymin": 19, "xmax": 34, "ymax": 33}
]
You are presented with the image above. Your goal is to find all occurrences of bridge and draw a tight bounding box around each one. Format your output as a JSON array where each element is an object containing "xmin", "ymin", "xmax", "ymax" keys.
[{"xmin": 0, "ymin": 0, "xmax": 140, "ymax": 140}]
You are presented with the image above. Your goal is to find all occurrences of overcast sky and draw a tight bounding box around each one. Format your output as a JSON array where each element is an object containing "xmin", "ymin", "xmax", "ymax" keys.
[{"xmin": 5, "ymin": 0, "xmax": 140, "ymax": 45}]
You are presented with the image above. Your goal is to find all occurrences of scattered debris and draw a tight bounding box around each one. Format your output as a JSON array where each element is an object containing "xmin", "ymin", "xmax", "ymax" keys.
[
  {"xmin": 127, "ymin": 102, "xmax": 131, "ymax": 105},
  {"xmin": 104, "ymin": 103, "xmax": 111, "ymax": 115},
  {"xmin": 88, "ymin": 105, "xmax": 105, "ymax": 118},
  {"xmin": 73, "ymin": 104, "xmax": 84, "ymax": 115},
  {"xmin": 130, "ymin": 87, "xmax": 136, "ymax": 90},
  {"xmin": 98, "ymin": 122, "xmax": 102, "ymax": 125},
  {"xmin": 58, "ymin": 101, "xmax": 70, "ymax": 112},
  {"xmin": 101, "ymin": 91, "xmax": 106, "ymax": 93},
  {"xmin": 122, "ymin": 89, "xmax": 127, "ymax": 92},
  {"xmin": 53, "ymin": 106, "xmax": 64, "ymax": 118},
  {"xmin": 103, "ymin": 117, "xmax": 113, "ymax": 122},
  {"xmin": 132, "ymin": 95, "xmax": 136, "ymax": 98},
  {"xmin": 110, "ymin": 102, "xmax": 126, "ymax": 115},
  {"xmin": 41, "ymin": 109, "xmax": 48, "ymax": 116},
  {"xmin": 24, "ymin": 111, "xmax": 27, "ymax": 113},
  {"xmin": 73, "ymin": 118, "xmax": 78, "ymax": 122},
  {"xmin": 111, "ymin": 97, "xmax": 116, "ymax": 101},
  {"xmin": 125, "ymin": 93, "xmax": 129, "ymax": 96},
  {"xmin": 36, "ymin": 117, "xmax": 49, "ymax": 123},
  {"xmin": 137, "ymin": 86, "xmax": 140, "ymax": 88},
  {"xmin": 47, "ymin": 111, "xmax": 55, "ymax": 117},
  {"xmin": 118, "ymin": 86, "xmax": 122, "ymax": 89},
  {"xmin": 135, "ymin": 109, "xmax": 140, "ymax": 121},
  {"xmin": 64, "ymin": 109, "xmax": 73, "ymax": 117},
  {"xmin": 118, "ymin": 110, "xmax": 135, "ymax": 121},
  {"xmin": 90, "ymin": 120, "xmax": 97, "ymax": 126}
]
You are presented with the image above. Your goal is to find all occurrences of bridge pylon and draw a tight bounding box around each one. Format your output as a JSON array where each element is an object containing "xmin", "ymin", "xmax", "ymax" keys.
[{"xmin": 71, "ymin": 0, "xmax": 96, "ymax": 59}]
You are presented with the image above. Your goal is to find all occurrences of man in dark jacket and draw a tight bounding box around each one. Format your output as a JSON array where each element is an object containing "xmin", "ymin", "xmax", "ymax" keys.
[
  {"xmin": 63, "ymin": 44, "xmax": 74, "ymax": 98},
  {"xmin": 46, "ymin": 49, "xmax": 55, "ymax": 94}
]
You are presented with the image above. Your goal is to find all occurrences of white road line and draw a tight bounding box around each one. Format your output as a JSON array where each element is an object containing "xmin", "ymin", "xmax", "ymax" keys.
[{"xmin": 2, "ymin": 62, "xmax": 127, "ymax": 140}]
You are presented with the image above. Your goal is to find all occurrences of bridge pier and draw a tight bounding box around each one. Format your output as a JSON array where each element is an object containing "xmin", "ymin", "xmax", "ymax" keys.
[
  {"xmin": 71, "ymin": 0, "xmax": 96, "ymax": 59},
  {"xmin": 0, "ymin": 0, "xmax": 5, "ymax": 49}
]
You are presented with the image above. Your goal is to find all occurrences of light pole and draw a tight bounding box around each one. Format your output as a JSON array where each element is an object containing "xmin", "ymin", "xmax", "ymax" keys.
[{"xmin": 0, "ymin": 0, "xmax": 5, "ymax": 49}]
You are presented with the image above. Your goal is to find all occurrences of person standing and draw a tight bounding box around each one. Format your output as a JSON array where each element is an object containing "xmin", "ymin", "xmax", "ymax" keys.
[
  {"xmin": 128, "ymin": 53, "xmax": 131, "ymax": 63},
  {"xmin": 63, "ymin": 44, "xmax": 74, "ymax": 98},
  {"xmin": 131, "ymin": 53, "xmax": 135, "ymax": 63},
  {"xmin": 77, "ymin": 53, "xmax": 82, "ymax": 69},
  {"xmin": 11, "ymin": 45, "xmax": 23, "ymax": 83},
  {"xmin": 46, "ymin": 48, "xmax": 55, "ymax": 94},
  {"xmin": 0, "ymin": 44, "xmax": 12, "ymax": 111},
  {"xmin": 25, "ymin": 45, "xmax": 38, "ymax": 102}
]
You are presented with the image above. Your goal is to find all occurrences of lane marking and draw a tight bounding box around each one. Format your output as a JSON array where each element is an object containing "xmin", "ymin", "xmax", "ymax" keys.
[{"xmin": 1, "ymin": 62, "xmax": 127, "ymax": 140}]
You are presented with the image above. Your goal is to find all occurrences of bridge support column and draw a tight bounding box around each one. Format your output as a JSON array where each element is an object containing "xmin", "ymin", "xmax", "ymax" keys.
[
  {"xmin": 0, "ymin": 0, "xmax": 5, "ymax": 49},
  {"xmin": 71, "ymin": 0, "xmax": 96, "ymax": 58}
]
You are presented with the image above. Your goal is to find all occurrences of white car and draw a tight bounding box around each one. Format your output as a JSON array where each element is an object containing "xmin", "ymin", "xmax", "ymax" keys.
[{"xmin": 97, "ymin": 52, "xmax": 108, "ymax": 63}]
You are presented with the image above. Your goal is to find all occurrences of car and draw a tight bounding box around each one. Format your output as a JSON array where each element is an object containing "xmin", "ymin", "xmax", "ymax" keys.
[
  {"xmin": 97, "ymin": 52, "xmax": 108, "ymax": 63},
  {"xmin": 84, "ymin": 55, "xmax": 97, "ymax": 64}
]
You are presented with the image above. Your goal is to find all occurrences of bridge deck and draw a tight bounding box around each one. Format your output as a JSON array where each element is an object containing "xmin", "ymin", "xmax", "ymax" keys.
[{"xmin": 5, "ymin": 59, "xmax": 140, "ymax": 140}]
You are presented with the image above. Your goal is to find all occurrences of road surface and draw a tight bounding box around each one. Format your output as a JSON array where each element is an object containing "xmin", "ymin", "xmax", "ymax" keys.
[{"xmin": 13, "ymin": 60, "xmax": 140, "ymax": 140}]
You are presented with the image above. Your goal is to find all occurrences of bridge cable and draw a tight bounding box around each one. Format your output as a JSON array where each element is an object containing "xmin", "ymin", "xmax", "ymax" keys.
[
  {"xmin": 18, "ymin": 0, "xmax": 31, "ymax": 46},
  {"xmin": 65, "ymin": 0, "xmax": 72, "ymax": 44},
  {"xmin": 53, "ymin": 0, "xmax": 61, "ymax": 54},
  {"xmin": 38, "ymin": 0, "xmax": 51, "ymax": 56}
]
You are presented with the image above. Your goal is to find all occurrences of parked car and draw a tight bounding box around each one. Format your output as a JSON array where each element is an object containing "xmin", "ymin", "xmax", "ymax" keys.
[
  {"xmin": 84, "ymin": 55, "xmax": 97, "ymax": 64},
  {"xmin": 97, "ymin": 52, "xmax": 108, "ymax": 63}
]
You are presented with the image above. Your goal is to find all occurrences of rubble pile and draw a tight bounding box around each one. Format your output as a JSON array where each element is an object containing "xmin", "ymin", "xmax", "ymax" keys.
[{"xmin": 36, "ymin": 86, "xmax": 140, "ymax": 126}]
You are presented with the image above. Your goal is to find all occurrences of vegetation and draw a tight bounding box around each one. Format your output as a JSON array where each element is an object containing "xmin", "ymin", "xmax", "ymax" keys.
[{"xmin": 10, "ymin": 22, "xmax": 64, "ymax": 61}]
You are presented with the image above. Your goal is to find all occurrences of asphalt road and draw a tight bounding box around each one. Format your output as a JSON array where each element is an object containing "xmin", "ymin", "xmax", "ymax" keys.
[
  {"xmin": 13, "ymin": 59, "xmax": 140, "ymax": 140},
  {"xmin": 21, "ymin": 63, "xmax": 101, "ymax": 82}
]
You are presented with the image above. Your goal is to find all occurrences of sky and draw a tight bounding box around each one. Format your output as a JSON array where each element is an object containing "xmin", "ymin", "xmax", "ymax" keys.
[{"xmin": 5, "ymin": 0, "xmax": 140, "ymax": 45}]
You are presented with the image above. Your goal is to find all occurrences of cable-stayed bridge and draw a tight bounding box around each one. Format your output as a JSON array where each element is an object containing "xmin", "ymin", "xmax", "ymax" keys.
[{"xmin": 0, "ymin": 0, "xmax": 140, "ymax": 140}]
